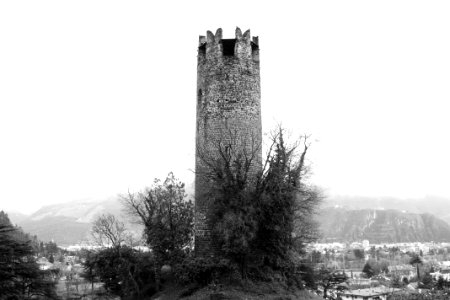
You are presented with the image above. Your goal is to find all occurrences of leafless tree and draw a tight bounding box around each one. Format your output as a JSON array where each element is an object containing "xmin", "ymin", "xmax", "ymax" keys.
[
  {"xmin": 91, "ymin": 213, "xmax": 130, "ymax": 248},
  {"xmin": 196, "ymin": 128, "xmax": 262, "ymax": 194}
]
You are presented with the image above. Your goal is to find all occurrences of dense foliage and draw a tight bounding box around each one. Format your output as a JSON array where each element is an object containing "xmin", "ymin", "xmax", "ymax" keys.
[
  {"xmin": 82, "ymin": 246, "xmax": 156, "ymax": 299},
  {"xmin": 0, "ymin": 211, "xmax": 57, "ymax": 299},
  {"xmin": 122, "ymin": 173, "xmax": 194, "ymax": 266},
  {"xmin": 198, "ymin": 128, "xmax": 321, "ymax": 281},
  {"xmin": 86, "ymin": 127, "xmax": 322, "ymax": 295}
]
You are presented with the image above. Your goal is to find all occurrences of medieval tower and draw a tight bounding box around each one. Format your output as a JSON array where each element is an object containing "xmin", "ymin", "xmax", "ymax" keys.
[{"xmin": 195, "ymin": 27, "xmax": 262, "ymax": 255}]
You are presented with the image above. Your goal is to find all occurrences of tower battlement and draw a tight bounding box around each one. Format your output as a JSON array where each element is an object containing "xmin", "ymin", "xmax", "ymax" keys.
[{"xmin": 198, "ymin": 27, "xmax": 259, "ymax": 61}]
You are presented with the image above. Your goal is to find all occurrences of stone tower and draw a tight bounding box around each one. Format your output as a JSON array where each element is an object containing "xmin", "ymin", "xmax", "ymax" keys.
[{"xmin": 195, "ymin": 27, "xmax": 262, "ymax": 255}]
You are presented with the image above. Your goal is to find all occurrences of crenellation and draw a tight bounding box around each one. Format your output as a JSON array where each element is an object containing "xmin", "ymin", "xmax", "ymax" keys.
[
  {"xmin": 214, "ymin": 28, "xmax": 223, "ymax": 42},
  {"xmin": 199, "ymin": 35, "xmax": 206, "ymax": 46},
  {"xmin": 200, "ymin": 27, "xmax": 259, "ymax": 61},
  {"xmin": 206, "ymin": 30, "xmax": 215, "ymax": 43}
]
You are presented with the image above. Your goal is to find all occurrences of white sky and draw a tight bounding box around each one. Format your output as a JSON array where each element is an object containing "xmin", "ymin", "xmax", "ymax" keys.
[{"xmin": 1, "ymin": 1, "xmax": 450, "ymax": 214}]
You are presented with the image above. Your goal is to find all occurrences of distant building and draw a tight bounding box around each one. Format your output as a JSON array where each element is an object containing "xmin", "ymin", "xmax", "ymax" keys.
[
  {"xmin": 388, "ymin": 265, "xmax": 415, "ymax": 280},
  {"xmin": 431, "ymin": 269, "xmax": 450, "ymax": 281},
  {"xmin": 36, "ymin": 257, "xmax": 52, "ymax": 270},
  {"xmin": 133, "ymin": 245, "xmax": 150, "ymax": 252},
  {"xmin": 362, "ymin": 240, "xmax": 370, "ymax": 249},
  {"xmin": 338, "ymin": 286, "xmax": 402, "ymax": 300},
  {"xmin": 350, "ymin": 242, "xmax": 363, "ymax": 248},
  {"xmin": 345, "ymin": 269, "xmax": 364, "ymax": 279},
  {"xmin": 347, "ymin": 278, "xmax": 375, "ymax": 289},
  {"xmin": 440, "ymin": 261, "xmax": 450, "ymax": 268}
]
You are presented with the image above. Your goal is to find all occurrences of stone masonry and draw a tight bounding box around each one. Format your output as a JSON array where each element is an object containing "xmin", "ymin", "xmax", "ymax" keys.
[{"xmin": 195, "ymin": 27, "xmax": 262, "ymax": 256}]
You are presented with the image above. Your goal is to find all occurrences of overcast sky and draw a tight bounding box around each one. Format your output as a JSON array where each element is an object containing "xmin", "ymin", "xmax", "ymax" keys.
[{"xmin": 1, "ymin": 1, "xmax": 450, "ymax": 214}]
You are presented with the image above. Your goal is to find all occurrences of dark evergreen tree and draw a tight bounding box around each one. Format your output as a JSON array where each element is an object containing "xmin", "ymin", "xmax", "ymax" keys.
[
  {"xmin": 362, "ymin": 262, "xmax": 375, "ymax": 278},
  {"xmin": 437, "ymin": 276, "xmax": 445, "ymax": 290},
  {"xmin": 80, "ymin": 250, "xmax": 96, "ymax": 292},
  {"xmin": 353, "ymin": 249, "xmax": 365, "ymax": 260},
  {"xmin": 419, "ymin": 273, "xmax": 434, "ymax": 289},
  {"xmin": 0, "ymin": 212, "xmax": 57, "ymax": 299},
  {"xmin": 409, "ymin": 254, "xmax": 423, "ymax": 281}
]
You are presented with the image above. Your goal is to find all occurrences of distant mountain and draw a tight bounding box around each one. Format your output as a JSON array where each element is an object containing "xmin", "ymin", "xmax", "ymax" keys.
[
  {"xmin": 27, "ymin": 197, "xmax": 123, "ymax": 223},
  {"xmin": 317, "ymin": 207, "xmax": 450, "ymax": 243},
  {"xmin": 13, "ymin": 197, "xmax": 143, "ymax": 246},
  {"xmin": 19, "ymin": 216, "xmax": 92, "ymax": 246},
  {"xmin": 324, "ymin": 195, "xmax": 450, "ymax": 225}
]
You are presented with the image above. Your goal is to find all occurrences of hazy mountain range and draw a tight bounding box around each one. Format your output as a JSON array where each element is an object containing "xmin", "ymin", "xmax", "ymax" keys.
[
  {"xmin": 323, "ymin": 195, "xmax": 450, "ymax": 225},
  {"xmin": 7, "ymin": 197, "xmax": 142, "ymax": 246},
  {"xmin": 317, "ymin": 207, "xmax": 450, "ymax": 243},
  {"xmin": 4, "ymin": 195, "xmax": 450, "ymax": 246}
]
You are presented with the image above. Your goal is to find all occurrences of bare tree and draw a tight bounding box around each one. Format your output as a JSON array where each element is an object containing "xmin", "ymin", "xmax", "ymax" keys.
[
  {"xmin": 91, "ymin": 213, "xmax": 130, "ymax": 248},
  {"xmin": 196, "ymin": 128, "xmax": 262, "ymax": 187}
]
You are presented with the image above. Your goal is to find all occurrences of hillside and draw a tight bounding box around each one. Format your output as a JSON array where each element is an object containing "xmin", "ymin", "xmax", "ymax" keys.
[
  {"xmin": 14, "ymin": 197, "xmax": 143, "ymax": 246},
  {"xmin": 19, "ymin": 216, "xmax": 92, "ymax": 245},
  {"xmin": 324, "ymin": 195, "xmax": 450, "ymax": 225},
  {"xmin": 317, "ymin": 207, "xmax": 450, "ymax": 243},
  {"xmin": 9, "ymin": 194, "xmax": 450, "ymax": 246}
]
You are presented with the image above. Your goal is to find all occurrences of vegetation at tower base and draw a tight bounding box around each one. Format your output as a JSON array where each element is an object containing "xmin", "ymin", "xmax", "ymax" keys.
[
  {"xmin": 0, "ymin": 211, "xmax": 58, "ymax": 299},
  {"xmin": 77, "ymin": 143, "xmax": 322, "ymax": 299},
  {"xmin": 195, "ymin": 127, "xmax": 322, "ymax": 284}
]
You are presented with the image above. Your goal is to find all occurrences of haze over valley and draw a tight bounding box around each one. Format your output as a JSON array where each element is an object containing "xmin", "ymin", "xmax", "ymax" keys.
[{"xmin": 7, "ymin": 194, "xmax": 450, "ymax": 246}]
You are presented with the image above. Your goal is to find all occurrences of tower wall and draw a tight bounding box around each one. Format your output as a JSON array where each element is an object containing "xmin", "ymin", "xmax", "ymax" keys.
[{"xmin": 194, "ymin": 28, "xmax": 262, "ymax": 256}]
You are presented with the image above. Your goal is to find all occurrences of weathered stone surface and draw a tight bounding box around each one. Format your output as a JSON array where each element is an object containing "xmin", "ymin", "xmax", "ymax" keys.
[{"xmin": 194, "ymin": 28, "xmax": 262, "ymax": 256}]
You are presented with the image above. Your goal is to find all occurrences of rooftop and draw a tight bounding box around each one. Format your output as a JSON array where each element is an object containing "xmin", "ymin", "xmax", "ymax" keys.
[{"xmin": 340, "ymin": 286, "xmax": 402, "ymax": 297}]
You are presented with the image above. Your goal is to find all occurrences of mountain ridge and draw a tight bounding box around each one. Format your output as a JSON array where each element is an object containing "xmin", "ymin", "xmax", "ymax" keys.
[
  {"xmin": 8, "ymin": 197, "xmax": 142, "ymax": 246},
  {"xmin": 317, "ymin": 207, "xmax": 450, "ymax": 243},
  {"xmin": 323, "ymin": 195, "xmax": 450, "ymax": 224},
  {"xmin": 6, "ymin": 194, "xmax": 450, "ymax": 246}
]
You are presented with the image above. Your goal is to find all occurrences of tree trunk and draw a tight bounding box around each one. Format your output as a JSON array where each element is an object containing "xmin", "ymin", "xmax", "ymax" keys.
[
  {"xmin": 416, "ymin": 264, "xmax": 420, "ymax": 281},
  {"xmin": 154, "ymin": 263, "xmax": 161, "ymax": 292}
]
